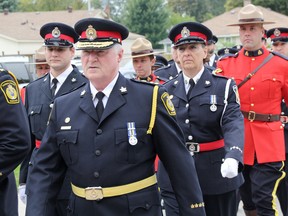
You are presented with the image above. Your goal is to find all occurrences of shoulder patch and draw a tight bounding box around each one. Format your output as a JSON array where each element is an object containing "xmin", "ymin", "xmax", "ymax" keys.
[
  {"xmin": 131, "ymin": 78, "xmax": 156, "ymax": 86},
  {"xmin": 161, "ymin": 92, "xmax": 176, "ymax": 116},
  {"xmin": 0, "ymin": 79, "xmax": 20, "ymax": 104}
]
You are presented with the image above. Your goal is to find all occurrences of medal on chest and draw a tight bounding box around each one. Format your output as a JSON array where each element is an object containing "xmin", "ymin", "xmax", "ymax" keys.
[
  {"xmin": 127, "ymin": 122, "xmax": 138, "ymax": 146},
  {"xmin": 210, "ymin": 95, "xmax": 217, "ymax": 112}
]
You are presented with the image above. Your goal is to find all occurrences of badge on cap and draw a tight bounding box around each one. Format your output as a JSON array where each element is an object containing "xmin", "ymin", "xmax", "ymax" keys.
[
  {"xmin": 52, "ymin": 27, "xmax": 61, "ymax": 38},
  {"xmin": 274, "ymin": 29, "xmax": 281, "ymax": 37},
  {"xmin": 181, "ymin": 27, "xmax": 190, "ymax": 38},
  {"xmin": 127, "ymin": 122, "xmax": 138, "ymax": 145},
  {"xmin": 86, "ymin": 25, "xmax": 97, "ymax": 41},
  {"xmin": 210, "ymin": 95, "xmax": 217, "ymax": 112}
]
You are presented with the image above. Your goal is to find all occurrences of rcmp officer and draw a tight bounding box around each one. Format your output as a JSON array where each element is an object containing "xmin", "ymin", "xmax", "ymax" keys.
[
  {"xmin": 0, "ymin": 69, "xmax": 30, "ymax": 216},
  {"xmin": 154, "ymin": 44, "xmax": 182, "ymax": 80},
  {"xmin": 267, "ymin": 27, "xmax": 288, "ymax": 216},
  {"xmin": 216, "ymin": 4, "xmax": 288, "ymax": 216},
  {"xmin": 19, "ymin": 22, "xmax": 87, "ymax": 215},
  {"xmin": 25, "ymin": 18, "xmax": 206, "ymax": 216},
  {"xmin": 157, "ymin": 21, "xmax": 244, "ymax": 216},
  {"xmin": 131, "ymin": 37, "xmax": 166, "ymax": 84}
]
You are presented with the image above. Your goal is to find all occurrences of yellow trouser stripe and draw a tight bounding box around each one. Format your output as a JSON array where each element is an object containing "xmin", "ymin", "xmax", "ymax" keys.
[{"xmin": 271, "ymin": 161, "xmax": 286, "ymax": 216}]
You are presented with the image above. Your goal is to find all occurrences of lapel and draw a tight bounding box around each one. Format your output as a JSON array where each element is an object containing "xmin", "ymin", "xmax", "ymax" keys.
[
  {"xmin": 79, "ymin": 84, "xmax": 98, "ymax": 122},
  {"xmin": 188, "ymin": 69, "xmax": 212, "ymax": 100},
  {"xmin": 100, "ymin": 74, "xmax": 127, "ymax": 123},
  {"xmin": 40, "ymin": 74, "xmax": 53, "ymax": 100},
  {"xmin": 55, "ymin": 69, "xmax": 85, "ymax": 97},
  {"xmin": 172, "ymin": 73, "xmax": 188, "ymax": 102}
]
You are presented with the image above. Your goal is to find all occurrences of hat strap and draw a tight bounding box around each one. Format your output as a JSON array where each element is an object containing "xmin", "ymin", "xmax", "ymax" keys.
[{"xmin": 45, "ymin": 33, "xmax": 75, "ymax": 43}]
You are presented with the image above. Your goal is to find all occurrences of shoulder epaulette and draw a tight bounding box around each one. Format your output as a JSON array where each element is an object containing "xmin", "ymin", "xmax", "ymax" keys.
[
  {"xmin": 218, "ymin": 52, "xmax": 238, "ymax": 61},
  {"xmin": 131, "ymin": 78, "xmax": 156, "ymax": 86},
  {"xmin": 211, "ymin": 72, "xmax": 228, "ymax": 79},
  {"xmin": 271, "ymin": 51, "xmax": 288, "ymax": 60}
]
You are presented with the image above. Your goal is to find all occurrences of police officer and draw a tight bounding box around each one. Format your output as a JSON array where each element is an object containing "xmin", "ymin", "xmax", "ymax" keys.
[
  {"xmin": 217, "ymin": 4, "xmax": 288, "ymax": 216},
  {"xmin": 267, "ymin": 27, "xmax": 288, "ymax": 216},
  {"xmin": 154, "ymin": 44, "xmax": 182, "ymax": 80},
  {"xmin": 157, "ymin": 21, "xmax": 244, "ymax": 216},
  {"xmin": 205, "ymin": 35, "xmax": 219, "ymax": 69},
  {"xmin": 18, "ymin": 22, "xmax": 87, "ymax": 215},
  {"xmin": 152, "ymin": 54, "xmax": 168, "ymax": 72},
  {"xmin": 0, "ymin": 68, "xmax": 30, "ymax": 216},
  {"xmin": 25, "ymin": 17, "xmax": 206, "ymax": 216},
  {"xmin": 131, "ymin": 37, "xmax": 166, "ymax": 84}
]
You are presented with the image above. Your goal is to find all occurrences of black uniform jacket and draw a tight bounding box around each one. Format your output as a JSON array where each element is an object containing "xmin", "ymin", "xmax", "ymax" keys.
[
  {"xmin": 26, "ymin": 73, "xmax": 206, "ymax": 216},
  {"xmin": 154, "ymin": 61, "xmax": 179, "ymax": 80},
  {"xmin": 0, "ymin": 70, "xmax": 30, "ymax": 216},
  {"xmin": 20, "ymin": 66, "xmax": 87, "ymax": 199},
  {"xmin": 158, "ymin": 69, "xmax": 244, "ymax": 195}
]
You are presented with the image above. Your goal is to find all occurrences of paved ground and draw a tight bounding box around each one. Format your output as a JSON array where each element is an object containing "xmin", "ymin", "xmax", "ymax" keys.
[{"xmin": 18, "ymin": 197, "xmax": 283, "ymax": 216}]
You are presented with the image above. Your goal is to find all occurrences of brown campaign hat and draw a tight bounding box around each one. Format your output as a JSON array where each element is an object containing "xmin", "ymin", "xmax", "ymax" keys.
[
  {"xmin": 34, "ymin": 46, "xmax": 48, "ymax": 64},
  {"xmin": 130, "ymin": 38, "xmax": 160, "ymax": 58},
  {"xmin": 227, "ymin": 4, "xmax": 274, "ymax": 26}
]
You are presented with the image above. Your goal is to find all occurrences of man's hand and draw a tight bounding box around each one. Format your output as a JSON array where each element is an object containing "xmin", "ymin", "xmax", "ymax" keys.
[{"xmin": 221, "ymin": 158, "xmax": 239, "ymax": 178}]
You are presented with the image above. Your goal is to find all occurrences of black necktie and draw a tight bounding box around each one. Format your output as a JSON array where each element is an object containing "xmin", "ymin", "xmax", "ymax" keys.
[
  {"xmin": 51, "ymin": 78, "xmax": 58, "ymax": 96},
  {"xmin": 95, "ymin": 92, "xmax": 105, "ymax": 121},
  {"xmin": 187, "ymin": 78, "xmax": 195, "ymax": 99}
]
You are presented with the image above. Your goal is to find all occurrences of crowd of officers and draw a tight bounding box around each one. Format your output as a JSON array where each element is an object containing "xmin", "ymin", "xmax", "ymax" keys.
[{"xmin": 1, "ymin": 3, "xmax": 288, "ymax": 216}]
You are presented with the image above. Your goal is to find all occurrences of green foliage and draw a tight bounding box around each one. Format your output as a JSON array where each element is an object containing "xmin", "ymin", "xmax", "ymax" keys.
[
  {"xmin": 17, "ymin": 0, "xmax": 86, "ymax": 12},
  {"xmin": 0, "ymin": 0, "xmax": 17, "ymax": 12},
  {"xmin": 123, "ymin": 0, "xmax": 169, "ymax": 48}
]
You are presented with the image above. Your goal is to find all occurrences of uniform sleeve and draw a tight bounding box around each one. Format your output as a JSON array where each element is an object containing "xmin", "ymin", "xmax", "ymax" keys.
[
  {"xmin": 221, "ymin": 79, "xmax": 244, "ymax": 168},
  {"xmin": 153, "ymin": 86, "xmax": 206, "ymax": 215},
  {"xmin": 26, "ymin": 101, "xmax": 66, "ymax": 216},
  {"xmin": 19, "ymin": 86, "xmax": 36, "ymax": 184},
  {"xmin": 0, "ymin": 70, "xmax": 30, "ymax": 182}
]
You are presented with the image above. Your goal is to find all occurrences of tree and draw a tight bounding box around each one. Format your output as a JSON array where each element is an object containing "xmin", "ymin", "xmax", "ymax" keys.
[
  {"xmin": 123, "ymin": 0, "xmax": 169, "ymax": 48},
  {"xmin": 225, "ymin": 0, "xmax": 288, "ymax": 16},
  {"xmin": 0, "ymin": 0, "xmax": 17, "ymax": 12},
  {"xmin": 18, "ymin": 0, "xmax": 86, "ymax": 12}
]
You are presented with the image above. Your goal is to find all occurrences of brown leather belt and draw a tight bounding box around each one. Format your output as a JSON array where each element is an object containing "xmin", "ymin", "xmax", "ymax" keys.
[
  {"xmin": 186, "ymin": 139, "xmax": 224, "ymax": 153},
  {"xmin": 241, "ymin": 111, "xmax": 280, "ymax": 122}
]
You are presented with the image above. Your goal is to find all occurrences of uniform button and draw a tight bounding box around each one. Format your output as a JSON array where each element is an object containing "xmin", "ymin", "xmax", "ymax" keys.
[
  {"xmin": 93, "ymin": 172, "xmax": 100, "ymax": 178},
  {"xmin": 49, "ymin": 104, "xmax": 54, "ymax": 108},
  {"xmin": 188, "ymin": 135, "xmax": 193, "ymax": 140},
  {"xmin": 96, "ymin": 129, "xmax": 102, "ymax": 134},
  {"xmin": 273, "ymin": 78, "xmax": 276, "ymax": 81},
  {"xmin": 185, "ymin": 119, "xmax": 189, "ymax": 124},
  {"xmin": 30, "ymin": 111, "xmax": 34, "ymax": 114},
  {"xmin": 145, "ymin": 203, "xmax": 150, "ymax": 209},
  {"xmin": 252, "ymin": 58, "xmax": 255, "ymax": 61},
  {"xmin": 251, "ymin": 87, "xmax": 254, "ymax": 90},
  {"xmin": 251, "ymin": 104, "xmax": 254, "ymax": 107},
  {"xmin": 186, "ymin": 103, "xmax": 189, "ymax": 108},
  {"xmin": 95, "ymin": 150, "xmax": 101, "ymax": 156},
  {"xmin": 281, "ymin": 112, "xmax": 285, "ymax": 115}
]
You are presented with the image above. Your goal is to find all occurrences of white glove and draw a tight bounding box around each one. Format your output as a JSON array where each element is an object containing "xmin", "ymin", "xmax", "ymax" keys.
[
  {"xmin": 18, "ymin": 184, "xmax": 27, "ymax": 204},
  {"xmin": 221, "ymin": 158, "xmax": 239, "ymax": 178}
]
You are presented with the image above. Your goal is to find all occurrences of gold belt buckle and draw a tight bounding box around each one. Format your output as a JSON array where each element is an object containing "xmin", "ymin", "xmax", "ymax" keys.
[
  {"xmin": 85, "ymin": 187, "xmax": 103, "ymax": 201},
  {"xmin": 248, "ymin": 111, "xmax": 256, "ymax": 122}
]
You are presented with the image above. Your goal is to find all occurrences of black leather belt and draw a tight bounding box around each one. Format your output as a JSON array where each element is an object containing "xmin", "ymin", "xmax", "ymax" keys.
[{"xmin": 241, "ymin": 111, "xmax": 280, "ymax": 122}]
